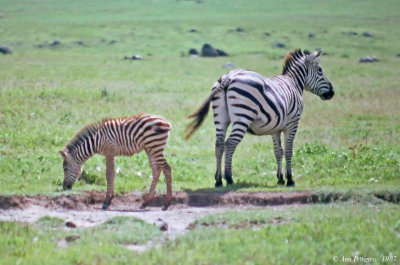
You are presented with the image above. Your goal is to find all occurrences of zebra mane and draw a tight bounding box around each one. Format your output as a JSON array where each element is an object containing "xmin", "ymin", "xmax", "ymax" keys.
[
  {"xmin": 66, "ymin": 121, "xmax": 103, "ymax": 152},
  {"xmin": 282, "ymin": 49, "xmax": 311, "ymax": 75}
]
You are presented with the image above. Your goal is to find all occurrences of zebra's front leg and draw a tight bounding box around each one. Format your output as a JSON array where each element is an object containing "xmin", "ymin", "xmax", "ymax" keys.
[
  {"xmin": 103, "ymin": 155, "xmax": 115, "ymax": 210},
  {"xmin": 272, "ymin": 132, "xmax": 285, "ymax": 185},
  {"xmin": 284, "ymin": 127, "xmax": 298, "ymax": 187},
  {"xmin": 215, "ymin": 135, "xmax": 225, "ymax": 187}
]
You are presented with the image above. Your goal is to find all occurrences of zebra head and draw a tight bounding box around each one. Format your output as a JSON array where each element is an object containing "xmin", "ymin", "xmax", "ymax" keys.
[
  {"xmin": 304, "ymin": 50, "xmax": 334, "ymax": 100},
  {"xmin": 59, "ymin": 149, "xmax": 82, "ymax": 190}
]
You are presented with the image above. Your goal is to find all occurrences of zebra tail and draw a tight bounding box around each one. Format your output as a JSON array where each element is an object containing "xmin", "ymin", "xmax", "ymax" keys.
[{"xmin": 185, "ymin": 85, "xmax": 223, "ymax": 140}]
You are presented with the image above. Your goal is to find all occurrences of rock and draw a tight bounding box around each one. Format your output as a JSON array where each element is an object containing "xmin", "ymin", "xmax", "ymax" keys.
[
  {"xmin": 189, "ymin": 28, "xmax": 197, "ymax": 33},
  {"xmin": 236, "ymin": 27, "xmax": 245, "ymax": 32},
  {"xmin": 50, "ymin": 41, "xmax": 60, "ymax": 47},
  {"xmin": 308, "ymin": 33, "xmax": 315, "ymax": 38},
  {"xmin": 123, "ymin": 56, "xmax": 130, "ymax": 60},
  {"xmin": 188, "ymin": 48, "xmax": 199, "ymax": 55},
  {"xmin": 0, "ymin": 46, "xmax": 12, "ymax": 54},
  {"xmin": 223, "ymin": 62, "xmax": 235, "ymax": 69},
  {"xmin": 201, "ymin": 43, "xmax": 219, "ymax": 57},
  {"xmin": 274, "ymin": 42, "xmax": 285, "ymax": 48},
  {"xmin": 264, "ymin": 32, "xmax": 271, "ymax": 36},
  {"xmin": 109, "ymin": 40, "xmax": 117, "ymax": 45},
  {"xmin": 359, "ymin": 56, "xmax": 378, "ymax": 63},
  {"xmin": 154, "ymin": 218, "xmax": 168, "ymax": 231},
  {"xmin": 216, "ymin": 49, "xmax": 228, "ymax": 56},
  {"xmin": 362, "ymin": 32, "xmax": 374, "ymax": 37},
  {"xmin": 65, "ymin": 235, "xmax": 80, "ymax": 242},
  {"xmin": 65, "ymin": 221, "xmax": 77, "ymax": 228},
  {"xmin": 348, "ymin": 31, "xmax": 358, "ymax": 36},
  {"xmin": 132, "ymin": 55, "xmax": 142, "ymax": 60},
  {"xmin": 397, "ymin": 53, "xmax": 400, "ymax": 57},
  {"xmin": 75, "ymin": 41, "xmax": 84, "ymax": 45}
]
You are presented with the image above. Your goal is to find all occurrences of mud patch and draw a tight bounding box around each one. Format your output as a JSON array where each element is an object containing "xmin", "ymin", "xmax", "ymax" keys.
[
  {"xmin": 187, "ymin": 216, "xmax": 292, "ymax": 230},
  {"xmin": 0, "ymin": 190, "xmax": 320, "ymax": 211}
]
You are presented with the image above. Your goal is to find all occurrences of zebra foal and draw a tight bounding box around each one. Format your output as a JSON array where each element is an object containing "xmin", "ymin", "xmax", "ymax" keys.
[
  {"xmin": 186, "ymin": 49, "xmax": 334, "ymax": 187},
  {"xmin": 59, "ymin": 114, "xmax": 173, "ymax": 210}
]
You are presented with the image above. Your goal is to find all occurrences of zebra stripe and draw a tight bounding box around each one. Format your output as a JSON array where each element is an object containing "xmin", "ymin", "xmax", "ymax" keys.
[
  {"xmin": 186, "ymin": 49, "xmax": 334, "ymax": 187},
  {"xmin": 59, "ymin": 114, "xmax": 172, "ymax": 210}
]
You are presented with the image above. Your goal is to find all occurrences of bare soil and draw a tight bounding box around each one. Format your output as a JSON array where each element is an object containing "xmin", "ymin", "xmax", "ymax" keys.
[{"xmin": 0, "ymin": 190, "xmax": 316, "ymax": 235}]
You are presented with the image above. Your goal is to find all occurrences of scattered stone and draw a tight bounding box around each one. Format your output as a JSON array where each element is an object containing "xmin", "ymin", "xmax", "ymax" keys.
[
  {"xmin": 397, "ymin": 53, "xmax": 400, "ymax": 57},
  {"xmin": 359, "ymin": 56, "xmax": 378, "ymax": 63},
  {"xmin": 0, "ymin": 46, "xmax": 12, "ymax": 54},
  {"xmin": 189, "ymin": 29, "xmax": 197, "ymax": 33},
  {"xmin": 50, "ymin": 41, "xmax": 60, "ymax": 47},
  {"xmin": 188, "ymin": 48, "xmax": 199, "ymax": 55},
  {"xmin": 274, "ymin": 42, "xmax": 285, "ymax": 48},
  {"xmin": 348, "ymin": 31, "xmax": 358, "ymax": 36},
  {"xmin": 236, "ymin": 27, "xmax": 245, "ymax": 32},
  {"xmin": 264, "ymin": 32, "xmax": 271, "ymax": 36},
  {"xmin": 65, "ymin": 221, "xmax": 77, "ymax": 228},
  {"xmin": 216, "ymin": 49, "xmax": 228, "ymax": 56},
  {"xmin": 132, "ymin": 54, "xmax": 142, "ymax": 60},
  {"xmin": 308, "ymin": 33, "xmax": 315, "ymax": 38},
  {"xmin": 362, "ymin": 32, "xmax": 374, "ymax": 37},
  {"xmin": 154, "ymin": 218, "xmax": 168, "ymax": 231},
  {"xmin": 222, "ymin": 62, "xmax": 235, "ymax": 69},
  {"xmin": 65, "ymin": 235, "xmax": 80, "ymax": 242},
  {"xmin": 201, "ymin": 43, "xmax": 219, "ymax": 57},
  {"xmin": 109, "ymin": 40, "xmax": 117, "ymax": 45},
  {"xmin": 75, "ymin": 41, "xmax": 84, "ymax": 45},
  {"xmin": 123, "ymin": 56, "xmax": 130, "ymax": 60}
]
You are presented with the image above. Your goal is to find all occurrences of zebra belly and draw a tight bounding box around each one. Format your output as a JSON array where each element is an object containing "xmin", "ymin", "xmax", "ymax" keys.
[{"xmin": 248, "ymin": 117, "xmax": 284, "ymax": 135}]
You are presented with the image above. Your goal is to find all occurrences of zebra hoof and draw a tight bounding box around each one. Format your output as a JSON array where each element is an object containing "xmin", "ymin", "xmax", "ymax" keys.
[
  {"xmin": 215, "ymin": 181, "xmax": 223, "ymax": 187},
  {"xmin": 102, "ymin": 202, "xmax": 110, "ymax": 210},
  {"xmin": 277, "ymin": 180, "xmax": 285, "ymax": 185},
  {"xmin": 140, "ymin": 203, "xmax": 148, "ymax": 209},
  {"xmin": 286, "ymin": 180, "xmax": 295, "ymax": 187},
  {"xmin": 226, "ymin": 179, "xmax": 234, "ymax": 185},
  {"xmin": 162, "ymin": 205, "xmax": 169, "ymax": 211}
]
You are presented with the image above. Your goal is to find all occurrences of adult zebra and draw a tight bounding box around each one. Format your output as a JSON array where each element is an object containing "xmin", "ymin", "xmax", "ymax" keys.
[
  {"xmin": 186, "ymin": 49, "xmax": 334, "ymax": 187},
  {"xmin": 59, "ymin": 114, "xmax": 172, "ymax": 210}
]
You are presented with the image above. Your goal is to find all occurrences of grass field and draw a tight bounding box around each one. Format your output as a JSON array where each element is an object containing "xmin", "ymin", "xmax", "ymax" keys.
[{"xmin": 0, "ymin": 0, "xmax": 399, "ymax": 264}]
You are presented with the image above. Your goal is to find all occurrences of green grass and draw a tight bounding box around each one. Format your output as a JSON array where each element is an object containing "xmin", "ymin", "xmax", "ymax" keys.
[{"xmin": 1, "ymin": 0, "xmax": 399, "ymax": 194}]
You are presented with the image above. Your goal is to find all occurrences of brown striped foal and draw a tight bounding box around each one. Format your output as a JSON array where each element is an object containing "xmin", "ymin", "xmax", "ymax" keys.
[{"xmin": 59, "ymin": 114, "xmax": 172, "ymax": 210}]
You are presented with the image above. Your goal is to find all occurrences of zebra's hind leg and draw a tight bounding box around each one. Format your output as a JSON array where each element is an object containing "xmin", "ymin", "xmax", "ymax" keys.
[
  {"xmin": 272, "ymin": 132, "xmax": 285, "ymax": 185},
  {"xmin": 212, "ymin": 90, "xmax": 230, "ymax": 188},
  {"xmin": 141, "ymin": 152, "xmax": 162, "ymax": 209},
  {"xmin": 103, "ymin": 155, "xmax": 115, "ymax": 210},
  {"xmin": 215, "ymin": 135, "xmax": 226, "ymax": 187},
  {"xmin": 224, "ymin": 121, "xmax": 249, "ymax": 185},
  {"xmin": 161, "ymin": 161, "xmax": 172, "ymax": 211}
]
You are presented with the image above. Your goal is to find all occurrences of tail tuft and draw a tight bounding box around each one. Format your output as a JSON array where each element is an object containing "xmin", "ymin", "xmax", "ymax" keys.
[{"xmin": 185, "ymin": 99, "xmax": 211, "ymax": 140}]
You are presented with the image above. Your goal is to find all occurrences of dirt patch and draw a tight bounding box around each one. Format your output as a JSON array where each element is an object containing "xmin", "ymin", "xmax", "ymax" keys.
[{"xmin": 0, "ymin": 190, "xmax": 319, "ymax": 211}]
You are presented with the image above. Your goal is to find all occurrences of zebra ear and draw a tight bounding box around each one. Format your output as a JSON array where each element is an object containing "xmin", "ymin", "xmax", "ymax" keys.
[
  {"xmin": 59, "ymin": 150, "xmax": 69, "ymax": 160},
  {"xmin": 306, "ymin": 51, "xmax": 322, "ymax": 63}
]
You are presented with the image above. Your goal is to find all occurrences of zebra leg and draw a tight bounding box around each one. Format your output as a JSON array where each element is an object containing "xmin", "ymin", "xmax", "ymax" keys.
[
  {"xmin": 212, "ymin": 90, "xmax": 230, "ymax": 187},
  {"xmin": 140, "ymin": 152, "xmax": 161, "ymax": 209},
  {"xmin": 284, "ymin": 126, "xmax": 298, "ymax": 187},
  {"xmin": 161, "ymin": 161, "xmax": 172, "ymax": 211},
  {"xmin": 272, "ymin": 132, "xmax": 285, "ymax": 185},
  {"xmin": 103, "ymin": 155, "xmax": 115, "ymax": 210},
  {"xmin": 224, "ymin": 122, "xmax": 248, "ymax": 185}
]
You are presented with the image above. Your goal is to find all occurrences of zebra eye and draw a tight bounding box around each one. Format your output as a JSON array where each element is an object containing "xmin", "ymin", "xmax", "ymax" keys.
[{"xmin": 317, "ymin": 66, "xmax": 323, "ymax": 74}]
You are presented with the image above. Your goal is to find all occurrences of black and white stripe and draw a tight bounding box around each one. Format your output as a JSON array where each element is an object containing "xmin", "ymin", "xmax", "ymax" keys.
[
  {"xmin": 186, "ymin": 49, "xmax": 334, "ymax": 187},
  {"xmin": 60, "ymin": 114, "xmax": 172, "ymax": 210}
]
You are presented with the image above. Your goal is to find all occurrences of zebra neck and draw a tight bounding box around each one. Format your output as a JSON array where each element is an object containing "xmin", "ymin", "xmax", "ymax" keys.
[
  {"xmin": 286, "ymin": 69, "xmax": 306, "ymax": 94},
  {"xmin": 69, "ymin": 134, "xmax": 98, "ymax": 164}
]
